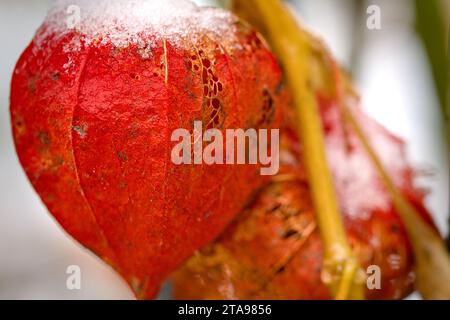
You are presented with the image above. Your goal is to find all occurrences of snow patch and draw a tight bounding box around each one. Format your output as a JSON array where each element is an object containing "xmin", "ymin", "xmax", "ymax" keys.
[
  {"xmin": 37, "ymin": 0, "xmax": 239, "ymax": 50},
  {"xmin": 326, "ymin": 106, "xmax": 409, "ymax": 220}
]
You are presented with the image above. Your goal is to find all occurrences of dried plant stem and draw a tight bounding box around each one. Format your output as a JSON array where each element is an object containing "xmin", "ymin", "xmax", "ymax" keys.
[
  {"xmin": 342, "ymin": 105, "xmax": 450, "ymax": 299},
  {"xmin": 232, "ymin": 0, "xmax": 365, "ymax": 299}
]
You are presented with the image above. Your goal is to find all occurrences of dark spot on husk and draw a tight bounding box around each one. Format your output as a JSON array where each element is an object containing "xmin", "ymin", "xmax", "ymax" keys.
[
  {"xmin": 28, "ymin": 76, "xmax": 38, "ymax": 94},
  {"xmin": 117, "ymin": 151, "xmax": 128, "ymax": 161},
  {"xmin": 282, "ymin": 229, "xmax": 299, "ymax": 239},
  {"xmin": 275, "ymin": 266, "xmax": 286, "ymax": 274},
  {"xmin": 50, "ymin": 72, "xmax": 60, "ymax": 81},
  {"xmin": 38, "ymin": 131, "xmax": 51, "ymax": 146}
]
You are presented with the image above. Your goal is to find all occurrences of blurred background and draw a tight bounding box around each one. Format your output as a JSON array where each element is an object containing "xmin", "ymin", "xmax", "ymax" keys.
[{"xmin": 0, "ymin": 0, "xmax": 448, "ymax": 299}]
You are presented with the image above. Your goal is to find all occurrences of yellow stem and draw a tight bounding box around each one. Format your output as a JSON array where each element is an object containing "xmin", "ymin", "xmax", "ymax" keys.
[
  {"xmin": 342, "ymin": 105, "xmax": 450, "ymax": 299},
  {"xmin": 231, "ymin": 0, "xmax": 365, "ymax": 299}
]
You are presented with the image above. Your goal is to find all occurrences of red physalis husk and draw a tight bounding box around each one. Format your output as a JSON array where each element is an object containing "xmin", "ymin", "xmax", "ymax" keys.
[
  {"xmin": 171, "ymin": 100, "xmax": 434, "ymax": 300},
  {"xmin": 170, "ymin": 34, "xmax": 435, "ymax": 300},
  {"xmin": 10, "ymin": 1, "xmax": 287, "ymax": 299}
]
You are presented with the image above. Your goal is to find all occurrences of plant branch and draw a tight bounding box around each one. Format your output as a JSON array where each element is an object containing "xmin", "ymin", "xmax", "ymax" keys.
[{"xmin": 231, "ymin": 0, "xmax": 365, "ymax": 299}]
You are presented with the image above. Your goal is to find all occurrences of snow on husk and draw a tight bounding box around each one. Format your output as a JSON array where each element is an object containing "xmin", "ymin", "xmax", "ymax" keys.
[{"xmin": 37, "ymin": 0, "xmax": 240, "ymax": 50}]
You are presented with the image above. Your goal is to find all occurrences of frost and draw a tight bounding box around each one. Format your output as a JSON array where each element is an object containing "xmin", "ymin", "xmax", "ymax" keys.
[
  {"xmin": 326, "ymin": 106, "xmax": 409, "ymax": 220},
  {"xmin": 63, "ymin": 57, "xmax": 74, "ymax": 71},
  {"xmin": 36, "ymin": 0, "xmax": 240, "ymax": 51}
]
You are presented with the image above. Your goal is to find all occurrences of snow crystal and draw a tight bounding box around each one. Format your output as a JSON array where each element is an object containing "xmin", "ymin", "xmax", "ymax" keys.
[
  {"xmin": 326, "ymin": 134, "xmax": 390, "ymax": 220},
  {"xmin": 37, "ymin": 0, "xmax": 239, "ymax": 50},
  {"xmin": 325, "ymin": 106, "xmax": 409, "ymax": 220}
]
